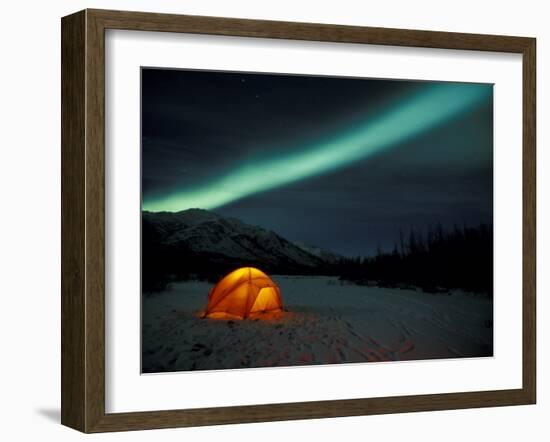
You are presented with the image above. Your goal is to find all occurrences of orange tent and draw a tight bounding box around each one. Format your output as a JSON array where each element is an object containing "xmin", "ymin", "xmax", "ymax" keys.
[{"xmin": 204, "ymin": 267, "xmax": 283, "ymax": 319}]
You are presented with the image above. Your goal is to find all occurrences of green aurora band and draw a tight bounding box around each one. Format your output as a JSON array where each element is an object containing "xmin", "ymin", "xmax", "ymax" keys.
[{"xmin": 143, "ymin": 82, "xmax": 492, "ymax": 212}]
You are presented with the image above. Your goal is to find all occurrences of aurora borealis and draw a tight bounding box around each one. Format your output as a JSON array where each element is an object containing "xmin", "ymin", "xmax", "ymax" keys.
[{"xmin": 142, "ymin": 69, "xmax": 493, "ymax": 256}]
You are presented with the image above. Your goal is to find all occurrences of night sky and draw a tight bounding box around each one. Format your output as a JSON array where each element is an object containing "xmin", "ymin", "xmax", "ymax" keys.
[{"xmin": 142, "ymin": 68, "xmax": 493, "ymax": 257}]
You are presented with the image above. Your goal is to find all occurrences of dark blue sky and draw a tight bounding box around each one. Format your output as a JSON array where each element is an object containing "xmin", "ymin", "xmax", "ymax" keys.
[{"xmin": 142, "ymin": 68, "xmax": 493, "ymax": 257}]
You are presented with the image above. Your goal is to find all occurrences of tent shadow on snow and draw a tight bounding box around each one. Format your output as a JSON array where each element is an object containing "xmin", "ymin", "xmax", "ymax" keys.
[{"xmin": 200, "ymin": 267, "xmax": 284, "ymax": 320}]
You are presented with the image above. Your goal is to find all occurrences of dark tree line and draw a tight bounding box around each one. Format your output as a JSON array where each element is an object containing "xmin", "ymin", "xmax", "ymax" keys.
[
  {"xmin": 337, "ymin": 223, "xmax": 493, "ymax": 295},
  {"xmin": 144, "ymin": 218, "xmax": 493, "ymax": 296}
]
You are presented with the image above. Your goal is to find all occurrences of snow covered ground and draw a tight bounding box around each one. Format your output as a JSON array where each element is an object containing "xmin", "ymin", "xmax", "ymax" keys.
[{"xmin": 142, "ymin": 276, "xmax": 493, "ymax": 373}]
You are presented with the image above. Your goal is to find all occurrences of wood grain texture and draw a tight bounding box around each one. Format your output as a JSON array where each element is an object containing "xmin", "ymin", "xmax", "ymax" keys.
[
  {"xmin": 60, "ymin": 8, "xmax": 537, "ymax": 433},
  {"xmin": 89, "ymin": 8, "xmax": 532, "ymax": 52},
  {"xmin": 522, "ymin": 38, "xmax": 536, "ymax": 403},
  {"xmin": 84, "ymin": 10, "xmax": 107, "ymax": 432},
  {"xmin": 90, "ymin": 389, "xmax": 532, "ymax": 433},
  {"xmin": 61, "ymin": 10, "xmax": 86, "ymax": 432}
]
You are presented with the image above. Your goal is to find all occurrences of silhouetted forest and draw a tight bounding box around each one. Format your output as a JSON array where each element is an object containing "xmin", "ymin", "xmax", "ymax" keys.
[
  {"xmin": 143, "ymin": 218, "xmax": 493, "ymax": 296},
  {"xmin": 337, "ymin": 223, "xmax": 493, "ymax": 295}
]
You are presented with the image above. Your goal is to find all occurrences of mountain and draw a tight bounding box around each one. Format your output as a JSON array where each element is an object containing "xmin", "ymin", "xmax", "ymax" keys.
[
  {"xmin": 142, "ymin": 209, "xmax": 335, "ymax": 285},
  {"xmin": 292, "ymin": 241, "xmax": 343, "ymax": 264}
]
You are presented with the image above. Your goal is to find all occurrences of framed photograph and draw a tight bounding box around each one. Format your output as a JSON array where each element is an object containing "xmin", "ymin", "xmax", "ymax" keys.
[{"xmin": 61, "ymin": 9, "xmax": 536, "ymax": 433}]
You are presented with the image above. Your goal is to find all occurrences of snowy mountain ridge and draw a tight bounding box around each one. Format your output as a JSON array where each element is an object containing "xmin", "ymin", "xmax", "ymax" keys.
[{"xmin": 143, "ymin": 208, "xmax": 336, "ymax": 271}]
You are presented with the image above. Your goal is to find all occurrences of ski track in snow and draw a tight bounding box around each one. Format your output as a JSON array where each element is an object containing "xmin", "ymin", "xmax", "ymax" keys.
[{"xmin": 142, "ymin": 276, "xmax": 493, "ymax": 373}]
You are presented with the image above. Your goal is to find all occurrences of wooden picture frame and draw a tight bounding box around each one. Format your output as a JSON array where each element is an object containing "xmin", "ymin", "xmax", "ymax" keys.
[{"xmin": 61, "ymin": 8, "xmax": 536, "ymax": 433}]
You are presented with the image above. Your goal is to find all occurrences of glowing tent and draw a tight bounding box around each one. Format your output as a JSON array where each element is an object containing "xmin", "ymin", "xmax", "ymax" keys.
[{"xmin": 204, "ymin": 267, "xmax": 283, "ymax": 319}]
